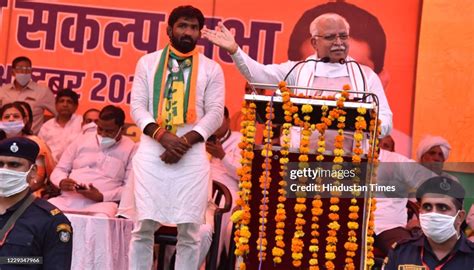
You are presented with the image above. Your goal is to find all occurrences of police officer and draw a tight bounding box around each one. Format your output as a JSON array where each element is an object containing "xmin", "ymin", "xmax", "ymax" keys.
[
  {"xmin": 0, "ymin": 137, "xmax": 72, "ymax": 269},
  {"xmin": 383, "ymin": 176, "xmax": 474, "ymax": 269}
]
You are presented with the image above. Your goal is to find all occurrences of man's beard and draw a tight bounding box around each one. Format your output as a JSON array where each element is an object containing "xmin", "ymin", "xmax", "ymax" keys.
[{"xmin": 170, "ymin": 35, "xmax": 197, "ymax": 53}]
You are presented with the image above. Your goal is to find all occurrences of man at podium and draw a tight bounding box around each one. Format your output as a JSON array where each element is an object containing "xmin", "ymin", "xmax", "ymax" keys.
[{"xmin": 203, "ymin": 13, "xmax": 392, "ymax": 149}]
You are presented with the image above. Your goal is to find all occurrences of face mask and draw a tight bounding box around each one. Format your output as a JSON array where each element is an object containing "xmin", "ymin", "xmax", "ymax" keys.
[
  {"xmin": 82, "ymin": 121, "xmax": 97, "ymax": 133},
  {"xmin": 14, "ymin": 73, "xmax": 31, "ymax": 86},
  {"xmin": 0, "ymin": 167, "xmax": 32, "ymax": 197},
  {"xmin": 0, "ymin": 121, "xmax": 25, "ymax": 137},
  {"xmin": 420, "ymin": 211, "xmax": 459, "ymax": 243},
  {"xmin": 96, "ymin": 127, "xmax": 121, "ymax": 150}
]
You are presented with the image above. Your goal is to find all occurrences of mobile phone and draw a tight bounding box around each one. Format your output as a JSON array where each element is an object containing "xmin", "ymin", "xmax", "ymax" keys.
[
  {"xmin": 207, "ymin": 135, "xmax": 217, "ymax": 143},
  {"xmin": 75, "ymin": 184, "xmax": 87, "ymax": 190}
]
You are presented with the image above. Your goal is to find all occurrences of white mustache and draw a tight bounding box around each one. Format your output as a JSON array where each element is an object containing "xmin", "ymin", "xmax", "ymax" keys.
[{"xmin": 330, "ymin": 46, "xmax": 346, "ymax": 52}]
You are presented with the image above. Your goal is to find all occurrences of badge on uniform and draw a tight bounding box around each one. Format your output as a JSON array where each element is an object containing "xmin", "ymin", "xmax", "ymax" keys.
[
  {"xmin": 56, "ymin": 223, "xmax": 72, "ymax": 243},
  {"xmin": 50, "ymin": 208, "xmax": 61, "ymax": 216},
  {"xmin": 397, "ymin": 265, "xmax": 426, "ymax": 270}
]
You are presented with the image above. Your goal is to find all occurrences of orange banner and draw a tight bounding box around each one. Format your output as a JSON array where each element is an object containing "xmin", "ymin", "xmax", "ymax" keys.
[{"xmin": 0, "ymin": 0, "xmax": 421, "ymax": 155}]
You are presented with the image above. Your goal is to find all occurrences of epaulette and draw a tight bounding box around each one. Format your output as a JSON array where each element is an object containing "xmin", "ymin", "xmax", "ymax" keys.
[
  {"xmin": 391, "ymin": 234, "xmax": 423, "ymax": 250},
  {"xmin": 33, "ymin": 198, "xmax": 63, "ymax": 216}
]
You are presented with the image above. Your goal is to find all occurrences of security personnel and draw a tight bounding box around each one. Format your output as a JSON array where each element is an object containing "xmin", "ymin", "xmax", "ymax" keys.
[
  {"xmin": 0, "ymin": 137, "xmax": 72, "ymax": 269},
  {"xmin": 383, "ymin": 176, "xmax": 474, "ymax": 269}
]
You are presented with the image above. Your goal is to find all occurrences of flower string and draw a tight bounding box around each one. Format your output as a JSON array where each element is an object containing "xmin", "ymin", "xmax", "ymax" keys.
[{"xmin": 233, "ymin": 101, "xmax": 256, "ymax": 268}]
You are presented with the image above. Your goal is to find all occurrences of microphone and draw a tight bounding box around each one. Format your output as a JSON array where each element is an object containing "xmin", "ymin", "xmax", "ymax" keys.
[
  {"xmin": 338, "ymin": 58, "xmax": 367, "ymax": 99},
  {"xmin": 283, "ymin": 57, "xmax": 330, "ymax": 82}
]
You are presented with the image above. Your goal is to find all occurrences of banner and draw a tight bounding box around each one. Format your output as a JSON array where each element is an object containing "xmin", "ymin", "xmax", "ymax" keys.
[{"xmin": 0, "ymin": 0, "xmax": 421, "ymax": 156}]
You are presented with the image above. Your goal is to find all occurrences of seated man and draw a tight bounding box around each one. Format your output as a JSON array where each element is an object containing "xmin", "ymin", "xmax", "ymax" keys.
[
  {"xmin": 383, "ymin": 176, "xmax": 474, "ymax": 269},
  {"xmin": 206, "ymin": 106, "xmax": 241, "ymax": 260},
  {"xmin": 416, "ymin": 134, "xmax": 458, "ymax": 181},
  {"xmin": 49, "ymin": 105, "xmax": 136, "ymax": 217},
  {"xmin": 375, "ymin": 149, "xmax": 435, "ymax": 256},
  {"xmin": 0, "ymin": 137, "xmax": 72, "ymax": 269},
  {"xmin": 39, "ymin": 88, "xmax": 82, "ymax": 162},
  {"xmin": 81, "ymin": 108, "xmax": 100, "ymax": 134}
]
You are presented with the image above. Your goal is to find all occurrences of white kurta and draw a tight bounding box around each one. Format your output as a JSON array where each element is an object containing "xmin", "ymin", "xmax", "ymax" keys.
[
  {"xmin": 128, "ymin": 49, "xmax": 225, "ymax": 225},
  {"xmin": 39, "ymin": 114, "xmax": 83, "ymax": 162},
  {"xmin": 231, "ymin": 48, "xmax": 393, "ymax": 137},
  {"xmin": 49, "ymin": 132, "xmax": 136, "ymax": 216},
  {"xmin": 374, "ymin": 150, "xmax": 436, "ymax": 234},
  {"xmin": 209, "ymin": 130, "xmax": 242, "ymax": 205}
]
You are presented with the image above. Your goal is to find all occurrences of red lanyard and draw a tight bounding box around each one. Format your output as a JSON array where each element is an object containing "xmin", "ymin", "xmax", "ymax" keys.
[{"xmin": 420, "ymin": 246, "xmax": 456, "ymax": 270}]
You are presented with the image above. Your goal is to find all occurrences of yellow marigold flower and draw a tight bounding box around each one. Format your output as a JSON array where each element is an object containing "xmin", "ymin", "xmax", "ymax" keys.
[
  {"xmin": 328, "ymin": 221, "xmax": 340, "ymax": 230},
  {"xmin": 273, "ymin": 257, "xmax": 282, "ymax": 264},
  {"xmin": 309, "ymin": 245, "xmax": 319, "ymax": 253},
  {"xmin": 333, "ymin": 156, "xmax": 343, "ymax": 163},
  {"xmin": 230, "ymin": 210, "xmax": 243, "ymax": 223},
  {"xmin": 357, "ymin": 107, "xmax": 367, "ymax": 114},
  {"xmin": 292, "ymin": 252, "xmax": 303, "ymax": 260},
  {"xmin": 322, "ymin": 105, "xmax": 329, "ymax": 112},
  {"xmin": 261, "ymin": 149, "xmax": 273, "ymax": 157},
  {"xmin": 302, "ymin": 104, "xmax": 313, "ymax": 113},
  {"xmin": 294, "ymin": 230, "xmax": 305, "ymax": 238},
  {"xmin": 316, "ymin": 155, "xmax": 324, "ymax": 161},
  {"xmin": 348, "ymin": 221, "xmax": 359, "ymax": 230},
  {"xmin": 309, "ymin": 258, "xmax": 318, "ymax": 265},
  {"xmin": 325, "ymin": 252, "xmax": 336, "ymax": 260},
  {"xmin": 329, "ymin": 205, "xmax": 340, "ymax": 212}
]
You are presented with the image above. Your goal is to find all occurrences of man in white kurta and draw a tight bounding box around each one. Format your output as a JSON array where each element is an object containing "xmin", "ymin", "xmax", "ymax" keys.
[
  {"xmin": 374, "ymin": 149, "xmax": 435, "ymax": 255},
  {"xmin": 124, "ymin": 6, "xmax": 225, "ymax": 270},
  {"xmin": 39, "ymin": 89, "xmax": 83, "ymax": 162},
  {"xmin": 206, "ymin": 107, "xmax": 241, "ymax": 263},
  {"xmin": 203, "ymin": 13, "xmax": 393, "ymax": 149},
  {"xmin": 49, "ymin": 106, "xmax": 136, "ymax": 217}
]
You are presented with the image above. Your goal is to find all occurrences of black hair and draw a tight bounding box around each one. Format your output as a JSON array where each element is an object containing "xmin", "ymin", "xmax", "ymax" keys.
[
  {"xmin": 56, "ymin": 88, "xmax": 79, "ymax": 105},
  {"xmin": 0, "ymin": 102, "xmax": 32, "ymax": 135},
  {"xmin": 168, "ymin": 5, "xmax": 205, "ymax": 30},
  {"xmin": 288, "ymin": 2, "xmax": 386, "ymax": 74},
  {"xmin": 12, "ymin": 56, "xmax": 32, "ymax": 69},
  {"xmin": 13, "ymin": 101, "xmax": 33, "ymax": 132},
  {"xmin": 99, "ymin": 105, "xmax": 125, "ymax": 127}
]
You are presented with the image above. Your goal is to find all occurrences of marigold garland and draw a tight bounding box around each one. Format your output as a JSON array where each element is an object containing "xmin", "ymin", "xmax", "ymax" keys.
[
  {"xmin": 256, "ymin": 102, "xmax": 274, "ymax": 261},
  {"xmin": 309, "ymin": 193, "xmax": 323, "ymax": 270},
  {"xmin": 366, "ymin": 109, "xmax": 381, "ymax": 269},
  {"xmin": 272, "ymin": 82, "xmax": 292, "ymax": 264},
  {"xmin": 233, "ymin": 101, "xmax": 256, "ymax": 268},
  {"xmin": 291, "ymin": 100, "xmax": 311, "ymax": 268}
]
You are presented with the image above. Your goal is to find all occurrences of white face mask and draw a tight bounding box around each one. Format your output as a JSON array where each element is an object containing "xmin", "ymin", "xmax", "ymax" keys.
[
  {"xmin": 96, "ymin": 127, "xmax": 121, "ymax": 150},
  {"xmin": 14, "ymin": 73, "xmax": 31, "ymax": 86},
  {"xmin": 420, "ymin": 211, "xmax": 459, "ymax": 243},
  {"xmin": 0, "ymin": 167, "xmax": 32, "ymax": 197},
  {"xmin": 0, "ymin": 121, "xmax": 25, "ymax": 137},
  {"xmin": 82, "ymin": 121, "xmax": 97, "ymax": 133}
]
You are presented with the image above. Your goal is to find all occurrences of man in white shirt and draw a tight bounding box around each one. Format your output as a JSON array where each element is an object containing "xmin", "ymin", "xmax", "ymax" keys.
[
  {"xmin": 375, "ymin": 150, "xmax": 435, "ymax": 256},
  {"xmin": 203, "ymin": 12, "xmax": 393, "ymax": 150},
  {"xmin": 81, "ymin": 108, "xmax": 100, "ymax": 134},
  {"xmin": 0, "ymin": 56, "xmax": 56, "ymax": 134},
  {"xmin": 416, "ymin": 135, "xmax": 458, "ymax": 181},
  {"xmin": 39, "ymin": 89, "xmax": 82, "ymax": 162},
  {"xmin": 49, "ymin": 105, "xmax": 136, "ymax": 217},
  {"xmin": 123, "ymin": 6, "xmax": 224, "ymax": 270},
  {"xmin": 206, "ymin": 106, "xmax": 241, "ymax": 262}
]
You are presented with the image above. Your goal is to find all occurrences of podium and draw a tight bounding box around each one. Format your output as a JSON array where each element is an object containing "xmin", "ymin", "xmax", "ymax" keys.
[{"xmin": 234, "ymin": 83, "xmax": 381, "ymax": 270}]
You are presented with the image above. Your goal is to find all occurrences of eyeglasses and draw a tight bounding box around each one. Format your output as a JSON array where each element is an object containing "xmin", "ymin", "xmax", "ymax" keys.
[
  {"xmin": 314, "ymin": 33, "xmax": 349, "ymax": 41},
  {"xmin": 14, "ymin": 67, "xmax": 32, "ymax": 72}
]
